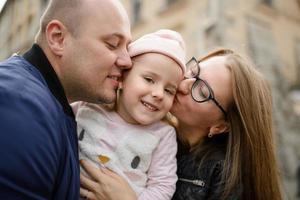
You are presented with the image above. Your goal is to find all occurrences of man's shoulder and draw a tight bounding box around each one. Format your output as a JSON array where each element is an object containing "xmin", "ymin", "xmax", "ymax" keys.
[
  {"xmin": 0, "ymin": 55, "xmax": 45, "ymax": 83},
  {"xmin": 0, "ymin": 56, "xmax": 62, "ymax": 119},
  {"xmin": 0, "ymin": 56, "xmax": 67, "ymax": 149}
]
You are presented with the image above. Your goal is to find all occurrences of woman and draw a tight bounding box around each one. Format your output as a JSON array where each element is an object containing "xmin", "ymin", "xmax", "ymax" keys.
[{"xmin": 80, "ymin": 49, "xmax": 282, "ymax": 200}]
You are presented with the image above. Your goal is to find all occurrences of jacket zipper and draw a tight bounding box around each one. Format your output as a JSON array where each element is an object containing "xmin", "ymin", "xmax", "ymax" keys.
[{"xmin": 179, "ymin": 178, "xmax": 205, "ymax": 187}]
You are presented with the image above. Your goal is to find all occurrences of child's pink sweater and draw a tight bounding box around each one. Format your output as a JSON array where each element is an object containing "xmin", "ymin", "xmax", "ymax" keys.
[{"xmin": 72, "ymin": 102, "xmax": 177, "ymax": 200}]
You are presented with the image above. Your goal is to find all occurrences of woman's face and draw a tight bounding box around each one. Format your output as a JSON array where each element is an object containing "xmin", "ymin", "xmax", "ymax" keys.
[{"xmin": 170, "ymin": 55, "xmax": 233, "ymax": 128}]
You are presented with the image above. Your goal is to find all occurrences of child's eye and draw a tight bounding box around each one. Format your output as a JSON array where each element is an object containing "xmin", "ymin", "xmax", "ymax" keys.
[
  {"xmin": 165, "ymin": 88, "xmax": 175, "ymax": 96},
  {"xmin": 144, "ymin": 77, "xmax": 154, "ymax": 84}
]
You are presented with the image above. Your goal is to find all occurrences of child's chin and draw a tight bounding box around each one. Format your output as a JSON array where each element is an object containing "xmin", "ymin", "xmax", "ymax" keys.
[
  {"xmin": 136, "ymin": 118, "xmax": 155, "ymax": 126},
  {"xmin": 137, "ymin": 116, "xmax": 164, "ymax": 126}
]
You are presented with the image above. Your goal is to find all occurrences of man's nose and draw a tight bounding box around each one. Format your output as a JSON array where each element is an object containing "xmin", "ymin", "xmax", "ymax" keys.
[{"xmin": 116, "ymin": 49, "xmax": 132, "ymax": 70}]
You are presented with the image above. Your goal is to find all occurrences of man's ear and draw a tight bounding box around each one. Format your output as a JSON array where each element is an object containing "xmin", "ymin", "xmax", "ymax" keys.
[
  {"xmin": 45, "ymin": 20, "xmax": 68, "ymax": 57},
  {"xmin": 209, "ymin": 121, "xmax": 230, "ymax": 136}
]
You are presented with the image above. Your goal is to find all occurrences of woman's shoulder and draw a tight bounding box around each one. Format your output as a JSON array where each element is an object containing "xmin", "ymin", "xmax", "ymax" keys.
[
  {"xmin": 174, "ymin": 149, "xmax": 227, "ymax": 199},
  {"xmin": 173, "ymin": 153, "xmax": 224, "ymax": 200},
  {"xmin": 177, "ymin": 150, "xmax": 224, "ymax": 181}
]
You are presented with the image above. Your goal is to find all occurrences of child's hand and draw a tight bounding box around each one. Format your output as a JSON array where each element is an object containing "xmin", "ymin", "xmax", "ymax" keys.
[{"xmin": 80, "ymin": 160, "xmax": 137, "ymax": 200}]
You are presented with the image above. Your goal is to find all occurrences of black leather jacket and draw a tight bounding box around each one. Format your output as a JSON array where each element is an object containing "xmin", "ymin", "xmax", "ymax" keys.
[{"xmin": 172, "ymin": 147, "xmax": 241, "ymax": 200}]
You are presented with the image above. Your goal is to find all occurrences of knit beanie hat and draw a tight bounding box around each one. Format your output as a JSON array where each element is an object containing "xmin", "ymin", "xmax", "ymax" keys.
[{"xmin": 128, "ymin": 29, "xmax": 186, "ymax": 75}]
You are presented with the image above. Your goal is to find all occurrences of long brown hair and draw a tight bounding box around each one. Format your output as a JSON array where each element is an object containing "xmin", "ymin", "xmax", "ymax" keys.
[{"xmin": 189, "ymin": 49, "xmax": 282, "ymax": 199}]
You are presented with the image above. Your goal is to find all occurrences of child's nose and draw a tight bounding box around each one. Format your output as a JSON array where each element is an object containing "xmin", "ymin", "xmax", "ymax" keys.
[{"xmin": 152, "ymin": 86, "xmax": 164, "ymax": 100}]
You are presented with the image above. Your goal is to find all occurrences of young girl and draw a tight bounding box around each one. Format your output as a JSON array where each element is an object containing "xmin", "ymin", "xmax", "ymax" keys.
[{"xmin": 73, "ymin": 29, "xmax": 186, "ymax": 199}]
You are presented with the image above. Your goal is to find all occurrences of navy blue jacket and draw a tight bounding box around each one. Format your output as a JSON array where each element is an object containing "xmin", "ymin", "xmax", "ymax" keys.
[{"xmin": 0, "ymin": 44, "xmax": 79, "ymax": 199}]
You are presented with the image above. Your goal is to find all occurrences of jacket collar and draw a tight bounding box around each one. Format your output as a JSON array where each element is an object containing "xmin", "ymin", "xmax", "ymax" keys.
[{"xmin": 23, "ymin": 44, "xmax": 74, "ymax": 118}]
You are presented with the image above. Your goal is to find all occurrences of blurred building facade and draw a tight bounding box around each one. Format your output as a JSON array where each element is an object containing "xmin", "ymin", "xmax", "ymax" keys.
[
  {"xmin": 0, "ymin": 0, "xmax": 47, "ymax": 59},
  {"xmin": 0, "ymin": 0, "xmax": 300, "ymax": 199}
]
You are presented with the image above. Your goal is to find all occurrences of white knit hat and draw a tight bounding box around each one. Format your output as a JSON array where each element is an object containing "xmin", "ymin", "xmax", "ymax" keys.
[{"xmin": 128, "ymin": 29, "xmax": 186, "ymax": 75}]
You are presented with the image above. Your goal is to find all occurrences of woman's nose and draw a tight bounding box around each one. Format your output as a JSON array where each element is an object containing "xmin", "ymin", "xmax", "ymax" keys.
[{"xmin": 177, "ymin": 78, "xmax": 195, "ymax": 95}]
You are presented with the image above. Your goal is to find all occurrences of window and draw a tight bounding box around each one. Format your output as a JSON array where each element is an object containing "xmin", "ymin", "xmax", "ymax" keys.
[
  {"xmin": 261, "ymin": 0, "xmax": 273, "ymax": 6},
  {"xmin": 297, "ymin": 166, "xmax": 300, "ymax": 197},
  {"xmin": 206, "ymin": 0, "xmax": 220, "ymax": 22},
  {"xmin": 205, "ymin": 24, "xmax": 221, "ymax": 49},
  {"xmin": 167, "ymin": 0, "xmax": 178, "ymax": 5},
  {"xmin": 247, "ymin": 18, "xmax": 277, "ymax": 69},
  {"xmin": 160, "ymin": 0, "xmax": 179, "ymax": 11},
  {"xmin": 294, "ymin": 40, "xmax": 300, "ymax": 86},
  {"xmin": 131, "ymin": 0, "xmax": 142, "ymax": 25}
]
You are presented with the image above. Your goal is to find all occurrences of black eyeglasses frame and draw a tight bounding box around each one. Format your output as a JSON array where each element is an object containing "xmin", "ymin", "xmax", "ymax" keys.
[{"xmin": 185, "ymin": 57, "xmax": 228, "ymax": 119}]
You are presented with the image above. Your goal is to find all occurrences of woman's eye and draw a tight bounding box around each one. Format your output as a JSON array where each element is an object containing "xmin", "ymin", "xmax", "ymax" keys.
[
  {"xmin": 199, "ymin": 85, "xmax": 209, "ymax": 98},
  {"xmin": 199, "ymin": 89, "xmax": 206, "ymax": 98}
]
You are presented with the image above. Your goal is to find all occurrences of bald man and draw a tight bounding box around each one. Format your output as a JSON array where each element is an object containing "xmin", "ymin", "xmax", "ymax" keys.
[{"xmin": 0, "ymin": 0, "xmax": 132, "ymax": 199}]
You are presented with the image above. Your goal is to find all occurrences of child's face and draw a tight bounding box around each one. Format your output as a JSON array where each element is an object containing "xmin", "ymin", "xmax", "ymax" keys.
[{"xmin": 117, "ymin": 53, "xmax": 183, "ymax": 125}]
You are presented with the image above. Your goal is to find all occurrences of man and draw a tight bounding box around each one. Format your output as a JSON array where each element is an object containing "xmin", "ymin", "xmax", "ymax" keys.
[{"xmin": 0, "ymin": 0, "xmax": 132, "ymax": 199}]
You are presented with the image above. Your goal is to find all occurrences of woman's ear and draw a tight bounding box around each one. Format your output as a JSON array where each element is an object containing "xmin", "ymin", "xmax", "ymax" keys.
[
  {"xmin": 209, "ymin": 121, "xmax": 230, "ymax": 136},
  {"xmin": 45, "ymin": 20, "xmax": 68, "ymax": 57}
]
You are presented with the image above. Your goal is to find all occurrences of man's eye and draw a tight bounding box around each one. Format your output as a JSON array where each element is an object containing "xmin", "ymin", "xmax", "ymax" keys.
[{"xmin": 106, "ymin": 43, "xmax": 117, "ymax": 50}]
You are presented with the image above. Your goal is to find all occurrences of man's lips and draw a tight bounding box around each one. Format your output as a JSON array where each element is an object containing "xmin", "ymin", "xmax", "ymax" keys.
[
  {"xmin": 107, "ymin": 75, "xmax": 121, "ymax": 88},
  {"xmin": 107, "ymin": 75, "xmax": 120, "ymax": 81}
]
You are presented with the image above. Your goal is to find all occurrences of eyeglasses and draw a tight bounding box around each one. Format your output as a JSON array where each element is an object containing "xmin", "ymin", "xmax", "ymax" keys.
[{"xmin": 185, "ymin": 57, "xmax": 227, "ymax": 119}]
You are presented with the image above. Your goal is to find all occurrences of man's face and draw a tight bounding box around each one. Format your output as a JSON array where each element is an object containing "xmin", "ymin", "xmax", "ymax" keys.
[{"xmin": 61, "ymin": 0, "xmax": 132, "ymax": 104}]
